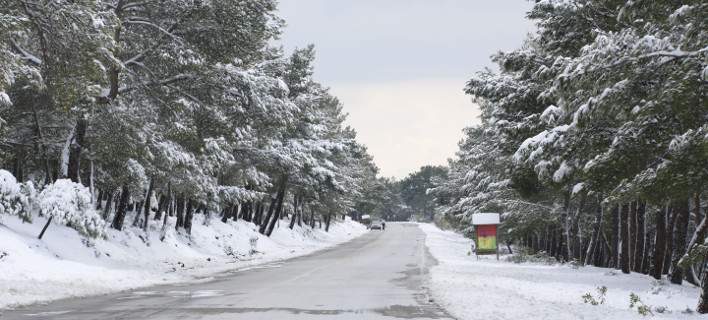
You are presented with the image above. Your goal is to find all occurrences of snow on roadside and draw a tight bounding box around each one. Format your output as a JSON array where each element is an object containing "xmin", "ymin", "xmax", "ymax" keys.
[
  {"xmin": 0, "ymin": 215, "xmax": 366, "ymax": 309},
  {"xmin": 419, "ymin": 223, "xmax": 702, "ymax": 320}
]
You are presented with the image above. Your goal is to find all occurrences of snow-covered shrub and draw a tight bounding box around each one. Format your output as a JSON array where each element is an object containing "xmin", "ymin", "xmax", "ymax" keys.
[
  {"xmin": 38, "ymin": 179, "xmax": 105, "ymax": 238},
  {"xmin": 629, "ymin": 293, "xmax": 654, "ymax": 316},
  {"xmin": 0, "ymin": 169, "xmax": 33, "ymax": 222},
  {"xmin": 505, "ymin": 247, "xmax": 558, "ymax": 265},
  {"xmin": 581, "ymin": 286, "xmax": 607, "ymax": 306}
]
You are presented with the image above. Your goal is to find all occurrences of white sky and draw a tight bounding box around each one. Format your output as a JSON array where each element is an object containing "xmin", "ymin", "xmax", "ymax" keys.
[{"xmin": 277, "ymin": 0, "xmax": 534, "ymax": 178}]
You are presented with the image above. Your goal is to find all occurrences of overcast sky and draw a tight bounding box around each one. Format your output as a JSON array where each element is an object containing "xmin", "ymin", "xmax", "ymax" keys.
[{"xmin": 277, "ymin": 0, "xmax": 534, "ymax": 178}]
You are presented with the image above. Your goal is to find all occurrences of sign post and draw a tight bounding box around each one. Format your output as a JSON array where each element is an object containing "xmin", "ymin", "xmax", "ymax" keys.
[{"xmin": 472, "ymin": 213, "xmax": 501, "ymax": 260}]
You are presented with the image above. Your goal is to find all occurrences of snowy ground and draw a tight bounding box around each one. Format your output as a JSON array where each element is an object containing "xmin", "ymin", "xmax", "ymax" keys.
[
  {"xmin": 0, "ymin": 215, "xmax": 366, "ymax": 309},
  {"xmin": 419, "ymin": 223, "xmax": 704, "ymax": 320}
]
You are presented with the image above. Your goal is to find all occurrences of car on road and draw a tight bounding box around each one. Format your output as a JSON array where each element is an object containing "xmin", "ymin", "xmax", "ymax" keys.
[{"xmin": 369, "ymin": 220, "xmax": 384, "ymax": 230}]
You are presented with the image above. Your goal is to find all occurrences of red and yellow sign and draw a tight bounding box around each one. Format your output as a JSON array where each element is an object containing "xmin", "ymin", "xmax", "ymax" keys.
[{"xmin": 475, "ymin": 224, "xmax": 497, "ymax": 254}]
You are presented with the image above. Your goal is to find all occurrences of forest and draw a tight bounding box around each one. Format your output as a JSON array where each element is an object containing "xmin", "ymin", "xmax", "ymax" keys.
[
  {"xmin": 428, "ymin": 0, "xmax": 708, "ymax": 312},
  {"xmin": 1, "ymin": 0, "xmax": 707, "ymax": 316},
  {"xmin": 0, "ymin": 0, "xmax": 383, "ymax": 240}
]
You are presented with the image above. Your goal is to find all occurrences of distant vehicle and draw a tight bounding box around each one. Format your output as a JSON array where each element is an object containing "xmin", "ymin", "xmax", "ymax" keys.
[{"xmin": 369, "ymin": 220, "xmax": 384, "ymax": 230}]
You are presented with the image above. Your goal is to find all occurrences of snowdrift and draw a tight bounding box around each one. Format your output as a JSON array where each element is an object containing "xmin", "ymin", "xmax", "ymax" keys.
[
  {"xmin": 0, "ymin": 214, "xmax": 366, "ymax": 309},
  {"xmin": 420, "ymin": 223, "xmax": 703, "ymax": 320}
]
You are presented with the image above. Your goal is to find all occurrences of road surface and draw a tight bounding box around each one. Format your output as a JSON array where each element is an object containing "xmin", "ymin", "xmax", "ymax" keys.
[{"xmin": 1, "ymin": 223, "xmax": 454, "ymax": 320}]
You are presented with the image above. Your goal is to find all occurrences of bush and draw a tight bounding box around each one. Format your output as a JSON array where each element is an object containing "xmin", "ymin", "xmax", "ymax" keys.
[
  {"xmin": 582, "ymin": 286, "xmax": 607, "ymax": 305},
  {"xmin": 38, "ymin": 179, "xmax": 105, "ymax": 238},
  {"xmin": 629, "ymin": 293, "xmax": 654, "ymax": 316},
  {"xmin": 506, "ymin": 248, "xmax": 558, "ymax": 265},
  {"xmin": 0, "ymin": 169, "xmax": 35, "ymax": 222}
]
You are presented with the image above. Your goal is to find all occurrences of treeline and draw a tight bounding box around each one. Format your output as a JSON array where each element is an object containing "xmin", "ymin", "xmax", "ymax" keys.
[
  {"xmin": 354, "ymin": 166, "xmax": 447, "ymax": 222},
  {"xmin": 430, "ymin": 0, "xmax": 707, "ymax": 311},
  {"xmin": 0, "ymin": 1, "xmax": 378, "ymax": 238}
]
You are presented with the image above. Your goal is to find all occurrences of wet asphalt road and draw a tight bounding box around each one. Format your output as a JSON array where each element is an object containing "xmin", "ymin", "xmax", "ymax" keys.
[{"xmin": 0, "ymin": 223, "xmax": 454, "ymax": 320}]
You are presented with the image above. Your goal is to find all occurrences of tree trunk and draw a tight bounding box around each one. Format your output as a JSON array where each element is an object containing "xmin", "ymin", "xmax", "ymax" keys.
[
  {"xmin": 66, "ymin": 116, "xmax": 88, "ymax": 184},
  {"xmin": 652, "ymin": 205, "xmax": 668, "ymax": 279},
  {"xmin": 542, "ymin": 226, "xmax": 549, "ymax": 253},
  {"xmin": 38, "ymin": 216, "xmax": 53, "ymax": 239},
  {"xmin": 266, "ymin": 176, "xmax": 288, "ymax": 237},
  {"xmin": 241, "ymin": 203, "xmax": 250, "ymax": 222},
  {"xmin": 694, "ymin": 193, "xmax": 703, "ymax": 227},
  {"xmin": 698, "ymin": 269, "xmax": 708, "ymax": 313},
  {"xmin": 325, "ymin": 213, "xmax": 332, "ymax": 232},
  {"xmin": 221, "ymin": 204, "xmax": 234, "ymax": 223},
  {"xmin": 258, "ymin": 202, "xmax": 265, "ymax": 224},
  {"xmin": 585, "ymin": 200, "xmax": 603, "ymax": 266},
  {"xmin": 572, "ymin": 194, "xmax": 586, "ymax": 261},
  {"xmin": 556, "ymin": 228, "xmax": 563, "ymax": 257},
  {"xmin": 102, "ymin": 190, "xmax": 114, "ymax": 220},
  {"xmin": 562, "ymin": 191, "xmax": 572, "ymax": 261},
  {"xmin": 610, "ymin": 205, "xmax": 620, "ymax": 268},
  {"xmin": 259, "ymin": 197, "xmax": 278, "ymax": 235},
  {"xmin": 200, "ymin": 203, "xmax": 210, "ymax": 225},
  {"xmin": 160, "ymin": 191, "xmax": 172, "ymax": 241},
  {"xmin": 664, "ymin": 204, "xmax": 679, "ymax": 274},
  {"xmin": 601, "ymin": 231, "xmax": 612, "ymax": 267},
  {"xmin": 620, "ymin": 203, "xmax": 631, "ymax": 274},
  {"xmin": 142, "ymin": 179, "xmax": 154, "ymax": 230},
  {"xmin": 175, "ymin": 196, "xmax": 185, "ymax": 230},
  {"xmin": 289, "ymin": 196, "xmax": 299, "ymax": 229},
  {"xmin": 154, "ymin": 194, "xmax": 166, "ymax": 221},
  {"xmin": 184, "ymin": 199, "xmax": 194, "ymax": 234},
  {"xmin": 95, "ymin": 189, "xmax": 104, "ymax": 210},
  {"xmin": 633, "ymin": 201, "xmax": 646, "ymax": 272},
  {"xmin": 110, "ymin": 186, "xmax": 130, "ymax": 230},
  {"xmin": 670, "ymin": 198, "xmax": 690, "ymax": 284},
  {"xmin": 683, "ymin": 216, "xmax": 708, "ymax": 284},
  {"xmin": 219, "ymin": 206, "xmax": 227, "ymax": 222},
  {"xmin": 253, "ymin": 202, "xmax": 263, "ymax": 225},
  {"xmin": 643, "ymin": 215, "xmax": 653, "ymax": 274},
  {"xmin": 131, "ymin": 199, "xmax": 142, "ymax": 227},
  {"xmin": 629, "ymin": 201, "xmax": 637, "ymax": 270},
  {"xmin": 593, "ymin": 230, "xmax": 606, "ymax": 267}
]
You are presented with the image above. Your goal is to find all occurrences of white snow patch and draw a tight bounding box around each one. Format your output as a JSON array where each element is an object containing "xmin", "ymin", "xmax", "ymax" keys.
[
  {"xmin": 0, "ymin": 215, "xmax": 366, "ymax": 309},
  {"xmin": 420, "ymin": 223, "xmax": 702, "ymax": 320},
  {"xmin": 552, "ymin": 160, "xmax": 573, "ymax": 183},
  {"xmin": 572, "ymin": 182, "xmax": 585, "ymax": 195},
  {"xmin": 0, "ymin": 91, "xmax": 11, "ymax": 106},
  {"xmin": 471, "ymin": 213, "xmax": 500, "ymax": 225}
]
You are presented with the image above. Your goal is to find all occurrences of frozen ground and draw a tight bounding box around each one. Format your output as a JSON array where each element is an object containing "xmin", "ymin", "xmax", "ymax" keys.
[
  {"xmin": 419, "ymin": 223, "xmax": 704, "ymax": 320},
  {"xmin": 0, "ymin": 214, "xmax": 366, "ymax": 309}
]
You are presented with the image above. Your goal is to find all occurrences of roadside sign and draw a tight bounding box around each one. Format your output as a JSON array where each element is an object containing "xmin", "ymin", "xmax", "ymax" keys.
[
  {"xmin": 472, "ymin": 213, "xmax": 501, "ymax": 260},
  {"xmin": 475, "ymin": 225, "xmax": 497, "ymax": 253}
]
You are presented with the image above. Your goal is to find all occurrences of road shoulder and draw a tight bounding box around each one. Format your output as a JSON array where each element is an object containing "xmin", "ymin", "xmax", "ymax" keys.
[{"xmin": 419, "ymin": 223, "xmax": 701, "ymax": 320}]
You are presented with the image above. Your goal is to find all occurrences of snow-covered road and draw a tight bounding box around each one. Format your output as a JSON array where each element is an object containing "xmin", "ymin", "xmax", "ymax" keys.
[
  {"xmin": 420, "ymin": 223, "xmax": 703, "ymax": 320},
  {"xmin": 1, "ymin": 223, "xmax": 452, "ymax": 319}
]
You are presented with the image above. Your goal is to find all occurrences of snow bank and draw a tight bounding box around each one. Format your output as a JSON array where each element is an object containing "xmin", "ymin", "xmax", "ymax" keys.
[
  {"xmin": 0, "ymin": 215, "xmax": 366, "ymax": 309},
  {"xmin": 419, "ymin": 223, "xmax": 702, "ymax": 320}
]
